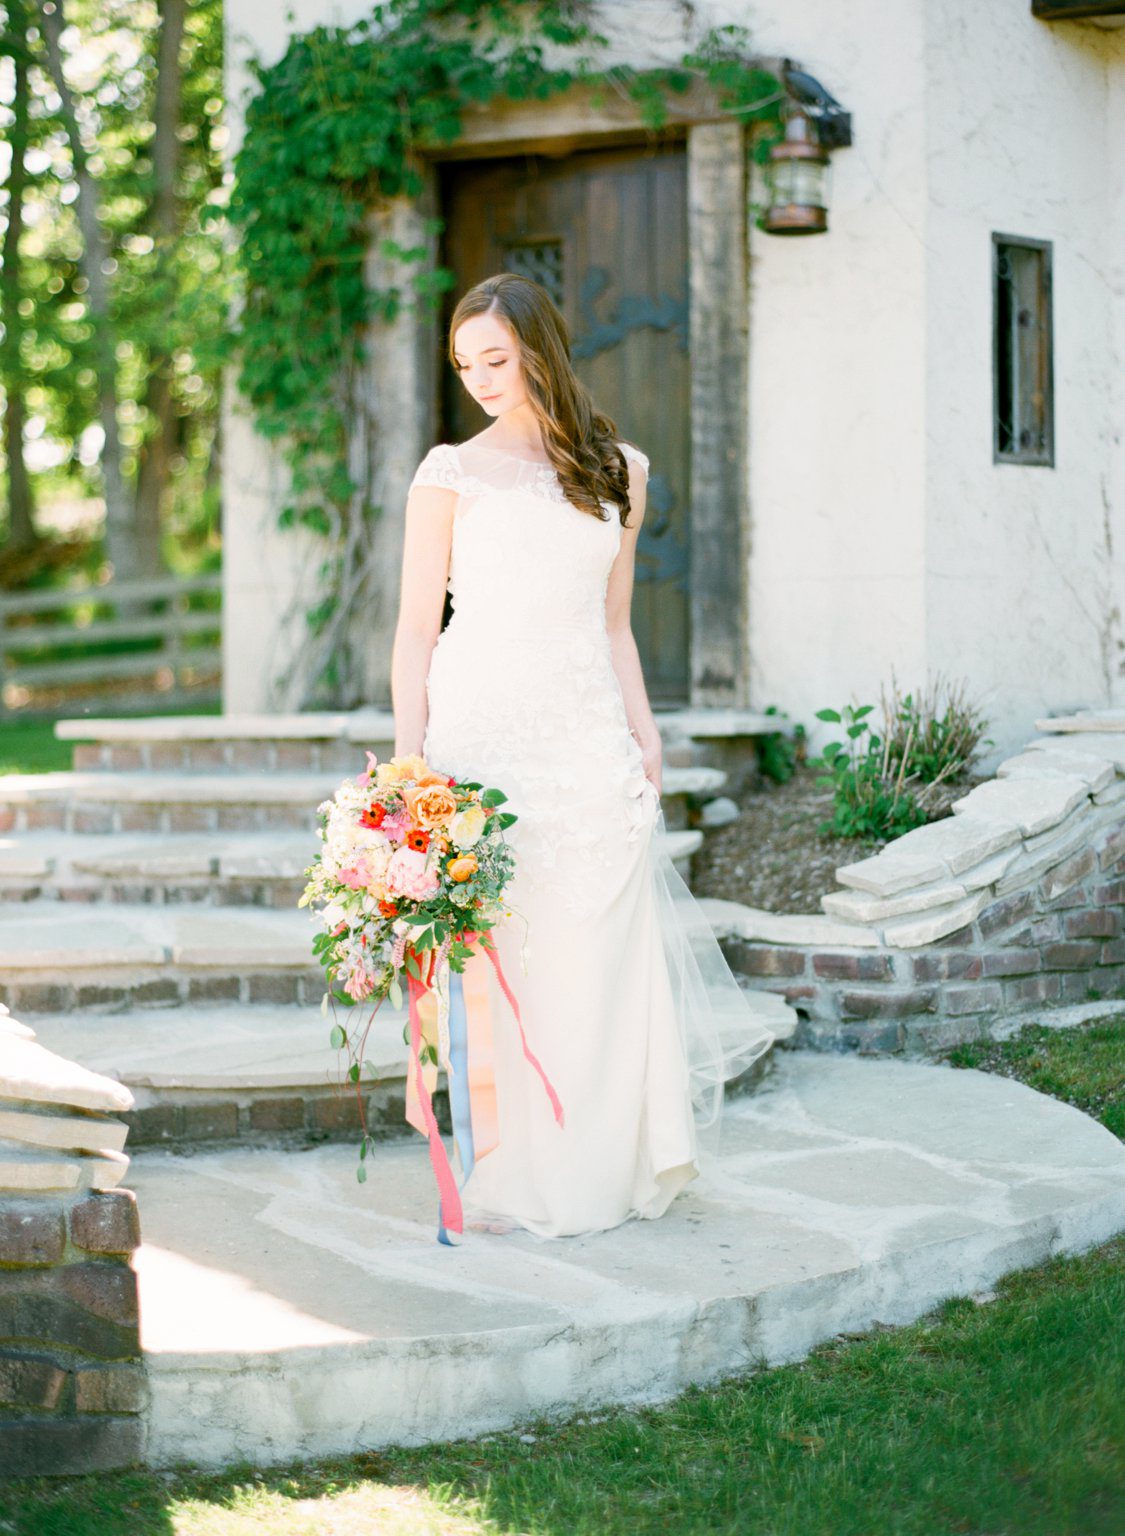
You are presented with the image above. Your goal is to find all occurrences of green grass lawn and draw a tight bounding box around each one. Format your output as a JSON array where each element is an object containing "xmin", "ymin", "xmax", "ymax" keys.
[
  {"xmin": 0, "ymin": 718, "xmax": 72, "ymax": 774},
  {"xmin": 4, "ymin": 1027, "xmax": 1124, "ymax": 1535}
]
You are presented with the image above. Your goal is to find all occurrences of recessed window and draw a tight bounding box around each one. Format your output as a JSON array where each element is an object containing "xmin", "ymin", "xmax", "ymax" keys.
[{"xmin": 992, "ymin": 234, "xmax": 1054, "ymax": 466}]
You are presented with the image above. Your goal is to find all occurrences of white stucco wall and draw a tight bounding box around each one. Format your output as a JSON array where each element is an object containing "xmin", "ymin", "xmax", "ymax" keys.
[
  {"xmin": 738, "ymin": 0, "xmax": 930, "ymax": 752},
  {"xmin": 922, "ymin": 4, "xmax": 1125, "ymax": 766}
]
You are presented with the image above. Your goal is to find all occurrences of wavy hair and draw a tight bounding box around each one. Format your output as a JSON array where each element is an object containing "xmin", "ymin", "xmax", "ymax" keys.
[{"xmin": 448, "ymin": 273, "xmax": 641, "ymax": 526}]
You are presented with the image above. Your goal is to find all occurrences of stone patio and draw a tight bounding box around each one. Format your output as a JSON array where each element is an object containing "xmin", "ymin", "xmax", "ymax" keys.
[{"xmin": 130, "ymin": 1049, "xmax": 1125, "ymax": 1467}]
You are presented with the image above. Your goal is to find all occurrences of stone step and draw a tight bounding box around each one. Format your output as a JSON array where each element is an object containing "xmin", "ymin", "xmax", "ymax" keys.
[
  {"xmin": 0, "ymin": 903, "xmax": 324, "ymax": 1014},
  {"xmin": 55, "ymin": 707, "xmax": 785, "ymax": 774},
  {"xmin": 1, "ymin": 842, "xmax": 743, "ymax": 1012},
  {"xmin": 0, "ymin": 828, "xmax": 704, "ymax": 905},
  {"xmin": 0, "ymin": 767, "xmax": 724, "ymax": 836},
  {"xmin": 25, "ymin": 982, "xmax": 792, "ymax": 1150},
  {"xmin": 126, "ymin": 1051, "xmax": 1125, "ymax": 1467}
]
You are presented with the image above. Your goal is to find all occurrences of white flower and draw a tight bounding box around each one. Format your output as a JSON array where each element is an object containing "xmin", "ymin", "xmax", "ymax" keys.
[{"xmin": 449, "ymin": 805, "xmax": 486, "ymax": 850}]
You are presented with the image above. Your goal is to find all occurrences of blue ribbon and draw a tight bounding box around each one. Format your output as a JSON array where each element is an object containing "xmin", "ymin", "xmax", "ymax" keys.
[{"xmin": 437, "ymin": 967, "xmax": 473, "ymax": 1245}]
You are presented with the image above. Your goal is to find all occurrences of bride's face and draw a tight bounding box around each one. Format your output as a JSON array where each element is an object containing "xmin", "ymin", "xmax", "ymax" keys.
[{"xmin": 452, "ymin": 314, "xmax": 527, "ymax": 417}]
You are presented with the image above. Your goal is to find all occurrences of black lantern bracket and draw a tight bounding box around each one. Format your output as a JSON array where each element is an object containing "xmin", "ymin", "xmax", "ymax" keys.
[{"xmin": 779, "ymin": 58, "xmax": 853, "ymax": 150}]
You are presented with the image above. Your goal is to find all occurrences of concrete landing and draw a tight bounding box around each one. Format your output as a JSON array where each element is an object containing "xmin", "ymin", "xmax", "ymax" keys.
[{"xmin": 130, "ymin": 1051, "xmax": 1125, "ymax": 1468}]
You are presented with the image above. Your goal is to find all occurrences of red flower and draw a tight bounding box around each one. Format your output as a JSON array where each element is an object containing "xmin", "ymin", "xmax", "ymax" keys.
[
  {"xmin": 360, "ymin": 803, "xmax": 386, "ymax": 829},
  {"xmin": 377, "ymin": 898, "xmax": 398, "ymax": 917},
  {"xmin": 406, "ymin": 828, "xmax": 430, "ymax": 852}
]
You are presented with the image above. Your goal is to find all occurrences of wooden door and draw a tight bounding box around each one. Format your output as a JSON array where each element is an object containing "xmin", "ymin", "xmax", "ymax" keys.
[{"xmin": 438, "ymin": 142, "xmax": 690, "ymax": 703}]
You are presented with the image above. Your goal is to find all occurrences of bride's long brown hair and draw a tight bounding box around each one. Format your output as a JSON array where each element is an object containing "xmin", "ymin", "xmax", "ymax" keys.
[{"xmin": 448, "ymin": 273, "xmax": 641, "ymax": 527}]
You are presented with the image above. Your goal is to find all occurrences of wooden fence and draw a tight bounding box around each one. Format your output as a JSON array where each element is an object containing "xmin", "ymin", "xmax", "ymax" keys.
[{"xmin": 0, "ymin": 573, "xmax": 222, "ymax": 715}]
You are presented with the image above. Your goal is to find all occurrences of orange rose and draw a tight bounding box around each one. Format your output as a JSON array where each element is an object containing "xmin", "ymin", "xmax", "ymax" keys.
[
  {"xmin": 403, "ymin": 781, "xmax": 458, "ymax": 829},
  {"xmin": 447, "ymin": 854, "xmax": 478, "ymax": 882}
]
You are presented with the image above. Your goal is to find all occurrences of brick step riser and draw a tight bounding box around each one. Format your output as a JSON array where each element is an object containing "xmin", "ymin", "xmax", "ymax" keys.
[
  {"xmin": 2, "ymin": 804, "xmax": 318, "ymax": 836},
  {"xmin": 71, "ymin": 741, "xmax": 395, "ymax": 774},
  {"xmin": 1, "ymin": 793, "xmax": 694, "ymax": 837},
  {"xmin": 70, "ymin": 739, "xmax": 705, "ymax": 775},
  {"xmin": 0, "ymin": 878, "xmax": 310, "ymax": 909},
  {"xmin": 0, "ymin": 968, "xmax": 328, "ymax": 1016},
  {"xmin": 0, "ymin": 849, "xmax": 699, "ymax": 909},
  {"xmin": 121, "ymin": 1049, "xmax": 774, "ymax": 1151}
]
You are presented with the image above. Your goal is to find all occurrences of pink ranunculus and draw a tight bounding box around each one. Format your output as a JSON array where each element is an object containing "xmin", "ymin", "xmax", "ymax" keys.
[
  {"xmin": 343, "ymin": 955, "xmax": 376, "ymax": 1001},
  {"xmin": 355, "ymin": 749, "xmax": 380, "ymax": 788},
  {"xmin": 385, "ymin": 846, "xmax": 439, "ymax": 900},
  {"xmin": 380, "ymin": 810, "xmax": 411, "ymax": 844},
  {"xmin": 338, "ymin": 858, "xmax": 372, "ymax": 890}
]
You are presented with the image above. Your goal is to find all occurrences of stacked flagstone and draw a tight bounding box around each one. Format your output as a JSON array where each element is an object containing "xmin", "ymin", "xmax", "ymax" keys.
[
  {"xmin": 0, "ymin": 1005, "xmax": 145, "ymax": 1476},
  {"xmin": 701, "ymin": 708, "xmax": 1125, "ymax": 1051}
]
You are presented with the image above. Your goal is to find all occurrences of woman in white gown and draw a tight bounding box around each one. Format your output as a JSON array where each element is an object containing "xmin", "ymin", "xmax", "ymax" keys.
[{"xmin": 392, "ymin": 273, "xmax": 773, "ymax": 1239}]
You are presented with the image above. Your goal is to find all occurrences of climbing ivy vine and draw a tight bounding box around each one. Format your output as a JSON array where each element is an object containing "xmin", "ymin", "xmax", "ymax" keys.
[{"xmin": 226, "ymin": 0, "xmax": 785, "ymax": 704}]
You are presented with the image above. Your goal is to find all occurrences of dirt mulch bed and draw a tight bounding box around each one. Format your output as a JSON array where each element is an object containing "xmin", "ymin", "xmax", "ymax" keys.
[{"xmin": 691, "ymin": 761, "xmax": 989, "ymax": 916}]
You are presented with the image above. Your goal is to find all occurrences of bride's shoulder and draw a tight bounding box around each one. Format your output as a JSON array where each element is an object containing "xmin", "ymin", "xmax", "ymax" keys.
[
  {"xmin": 615, "ymin": 440, "xmax": 650, "ymax": 476},
  {"xmin": 408, "ymin": 441, "xmax": 462, "ymax": 493}
]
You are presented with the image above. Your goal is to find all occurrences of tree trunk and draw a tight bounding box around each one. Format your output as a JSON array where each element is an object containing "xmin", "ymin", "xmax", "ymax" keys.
[
  {"xmin": 133, "ymin": 0, "xmax": 187, "ymax": 578},
  {"xmin": 37, "ymin": 0, "xmax": 138, "ymax": 581},
  {"xmin": 1, "ymin": 0, "xmax": 39, "ymax": 556}
]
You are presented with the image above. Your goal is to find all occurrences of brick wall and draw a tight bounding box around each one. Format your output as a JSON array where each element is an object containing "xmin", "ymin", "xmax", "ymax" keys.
[
  {"xmin": 712, "ymin": 715, "xmax": 1125, "ymax": 1051},
  {"xmin": 0, "ymin": 1019, "xmax": 145, "ymax": 1477}
]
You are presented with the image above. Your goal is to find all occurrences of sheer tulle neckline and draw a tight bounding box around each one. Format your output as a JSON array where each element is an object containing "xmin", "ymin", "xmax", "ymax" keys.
[{"xmin": 458, "ymin": 441, "xmax": 553, "ymax": 469}]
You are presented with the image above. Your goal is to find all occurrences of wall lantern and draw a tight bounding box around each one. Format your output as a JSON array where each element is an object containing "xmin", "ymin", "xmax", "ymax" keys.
[
  {"xmin": 760, "ymin": 61, "xmax": 851, "ymax": 236},
  {"xmin": 762, "ymin": 112, "xmax": 830, "ymax": 234}
]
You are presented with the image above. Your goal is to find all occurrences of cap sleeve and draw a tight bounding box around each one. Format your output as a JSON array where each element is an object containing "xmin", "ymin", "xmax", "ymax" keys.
[
  {"xmin": 618, "ymin": 441, "xmax": 650, "ymax": 477},
  {"xmin": 408, "ymin": 443, "xmax": 461, "ymax": 494}
]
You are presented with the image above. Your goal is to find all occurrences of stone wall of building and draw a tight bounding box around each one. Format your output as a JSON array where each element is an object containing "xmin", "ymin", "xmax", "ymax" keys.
[
  {"xmin": 702, "ymin": 710, "xmax": 1125, "ymax": 1051},
  {"xmin": 0, "ymin": 1010, "xmax": 144, "ymax": 1477}
]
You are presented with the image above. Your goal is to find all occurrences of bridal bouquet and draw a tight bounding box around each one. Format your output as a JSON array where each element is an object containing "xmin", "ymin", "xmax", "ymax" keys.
[{"xmin": 299, "ymin": 751, "xmax": 563, "ymax": 1243}]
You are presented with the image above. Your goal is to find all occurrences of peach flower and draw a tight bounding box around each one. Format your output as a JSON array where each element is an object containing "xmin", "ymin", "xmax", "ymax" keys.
[
  {"xmin": 447, "ymin": 854, "xmax": 478, "ymax": 883},
  {"xmin": 375, "ymin": 753, "xmax": 449, "ymax": 788},
  {"xmin": 403, "ymin": 781, "xmax": 458, "ymax": 830}
]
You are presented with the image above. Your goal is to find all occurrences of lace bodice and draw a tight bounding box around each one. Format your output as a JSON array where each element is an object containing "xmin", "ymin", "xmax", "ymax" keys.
[
  {"xmin": 414, "ymin": 436, "xmax": 656, "ymax": 916},
  {"xmin": 408, "ymin": 439, "xmax": 649, "ymax": 635}
]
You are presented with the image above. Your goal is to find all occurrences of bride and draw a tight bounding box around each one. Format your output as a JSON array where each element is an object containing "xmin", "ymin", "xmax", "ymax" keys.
[{"xmin": 392, "ymin": 272, "xmax": 773, "ymax": 1239}]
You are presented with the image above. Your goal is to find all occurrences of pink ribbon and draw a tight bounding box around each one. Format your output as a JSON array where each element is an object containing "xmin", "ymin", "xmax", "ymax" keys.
[{"xmin": 404, "ymin": 932, "xmax": 564, "ymax": 1241}]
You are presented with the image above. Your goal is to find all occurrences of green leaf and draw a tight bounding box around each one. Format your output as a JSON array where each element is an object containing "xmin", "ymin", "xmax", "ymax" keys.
[
  {"xmin": 481, "ymin": 787, "xmax": 508, "ymax": 807},
  {"xmin": 348, "ymin": 1062, "xmax": 360, "ymax": 1083},
  {"xmin": 356, "ymin": 1163, "xmax": 368, "ymax": 1184},
  {"xmin": 330, "ymin": 1024, "xmax": 346, "ymax": 1050},
  {"xmin": 815, "ymin": 708, "xmax": 841, "ymax": 722}
]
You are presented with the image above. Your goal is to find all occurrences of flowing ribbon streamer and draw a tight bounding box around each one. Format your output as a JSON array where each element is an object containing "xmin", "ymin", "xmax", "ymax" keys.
[{"xmin": 404, "ymin": 930, "xmax": 564, "ymax": 1243}]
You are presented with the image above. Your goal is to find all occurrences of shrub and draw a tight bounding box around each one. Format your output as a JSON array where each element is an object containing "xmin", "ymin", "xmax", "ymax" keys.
[
  {"xmin": 810, "ymin": 702, "xmax": 927, "ymax": 841},
  {"xmin": 756, "ymin": 703, "xmax": 807, "ymax": 784}
]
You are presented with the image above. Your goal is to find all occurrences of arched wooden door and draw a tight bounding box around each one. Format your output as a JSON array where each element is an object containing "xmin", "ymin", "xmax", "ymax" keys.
[{"xmin": 438, "ymin": 141, "xmax": 690, "ymax": 703}]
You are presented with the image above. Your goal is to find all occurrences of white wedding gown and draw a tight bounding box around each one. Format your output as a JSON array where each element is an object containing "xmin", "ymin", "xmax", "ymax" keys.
[{"xmin": 411, "ymin": 439, "xmax": 774, "ymax": 1238}]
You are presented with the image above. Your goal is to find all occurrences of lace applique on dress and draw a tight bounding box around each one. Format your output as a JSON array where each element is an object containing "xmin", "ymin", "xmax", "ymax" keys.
[{"xmin": 408, "ymin": 443, "xmax": 463, "ymax": 494}]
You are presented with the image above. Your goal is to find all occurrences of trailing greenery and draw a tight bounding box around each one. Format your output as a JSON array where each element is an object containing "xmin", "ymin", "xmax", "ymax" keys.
[{"xmin": 226, "ymin": 0, "xmax": 786, "ymax": 703}]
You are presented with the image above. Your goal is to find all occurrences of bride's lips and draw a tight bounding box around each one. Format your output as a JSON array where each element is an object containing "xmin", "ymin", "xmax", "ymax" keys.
[{"xmin": 479, "ymin": 395, "xmax": 498, "ymax": 402}]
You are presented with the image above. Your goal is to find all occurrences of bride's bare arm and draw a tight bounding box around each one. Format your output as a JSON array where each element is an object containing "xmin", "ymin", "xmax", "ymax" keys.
[
  {"xmin": 605, "ymin": 460, "xmax": 662, "ymax": 795},
  {"xmin": 391, "ymin": 483, "xmax": 455, "ymax": 757}
]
